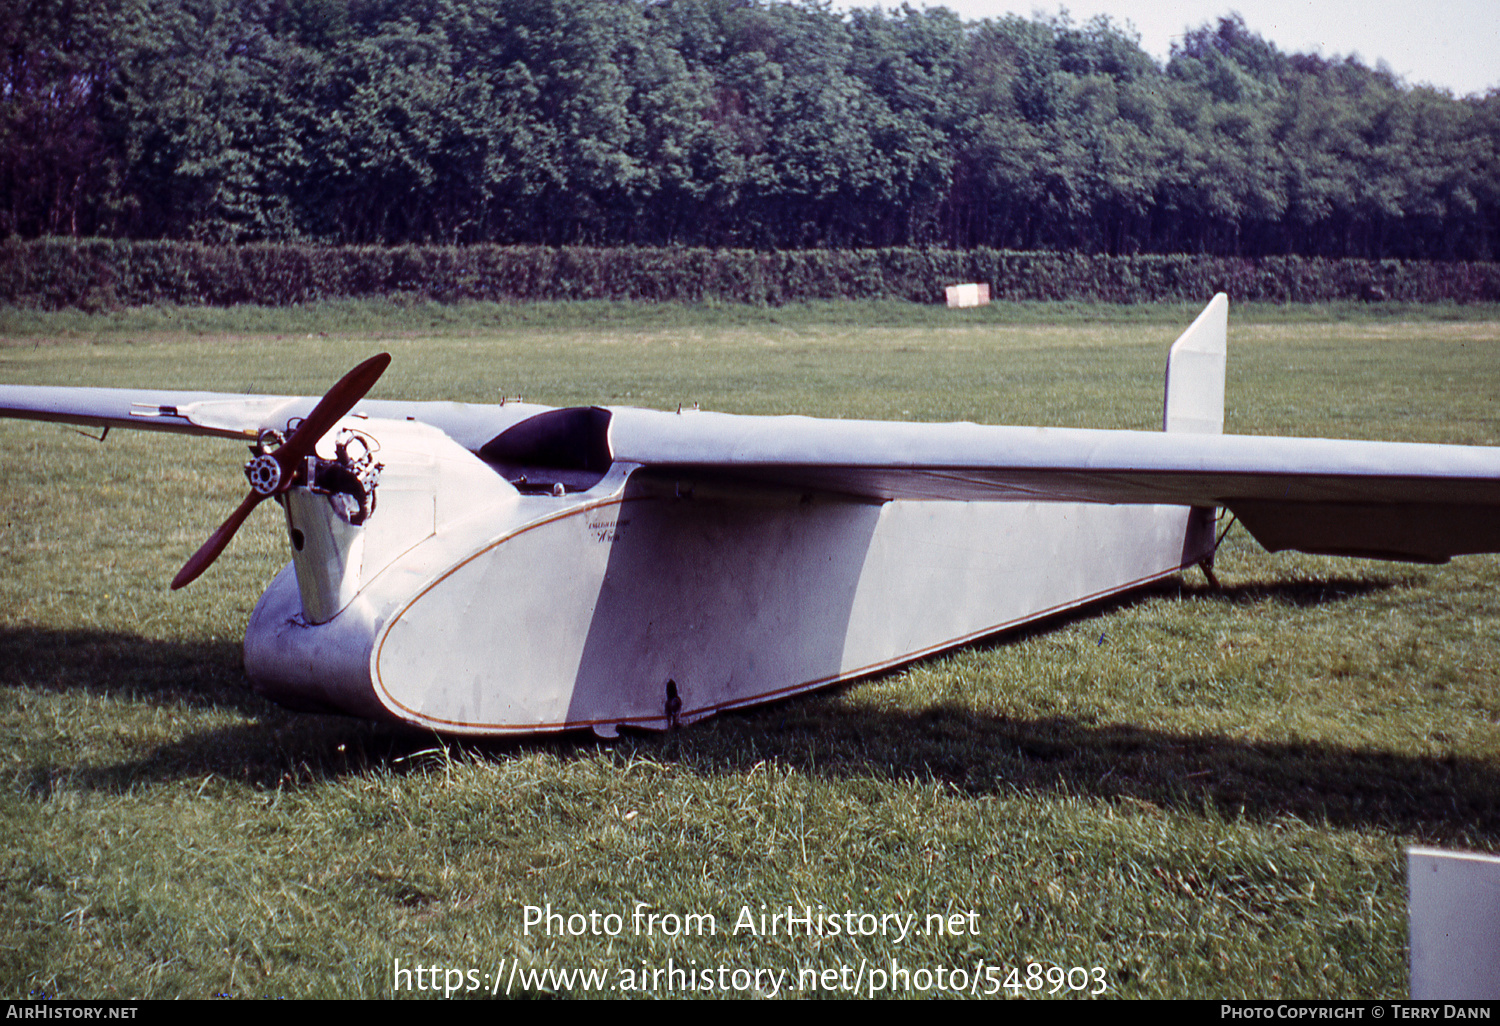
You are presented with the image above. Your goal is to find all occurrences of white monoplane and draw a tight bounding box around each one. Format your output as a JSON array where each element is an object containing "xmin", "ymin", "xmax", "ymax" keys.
[{"xmin": 3, "ymin": 296, "xmax": 1497, "ymax": 736}]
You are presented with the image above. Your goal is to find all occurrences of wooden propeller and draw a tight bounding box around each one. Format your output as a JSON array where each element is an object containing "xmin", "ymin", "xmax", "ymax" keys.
[{"xmin": 171, "ymin": 353, "xmax": 391, "ymax": 590}]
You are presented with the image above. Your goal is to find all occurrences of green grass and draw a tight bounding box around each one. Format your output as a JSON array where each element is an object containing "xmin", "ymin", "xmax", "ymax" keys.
[{"xmin": 1, "ymin": 300, "xmax": 1497, "ymax": 998}]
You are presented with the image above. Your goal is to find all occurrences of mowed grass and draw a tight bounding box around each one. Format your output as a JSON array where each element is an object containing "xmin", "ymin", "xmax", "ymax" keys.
[{"xmin": 1, "ymin": 300, "xmax": 1497, "ymax": 999}]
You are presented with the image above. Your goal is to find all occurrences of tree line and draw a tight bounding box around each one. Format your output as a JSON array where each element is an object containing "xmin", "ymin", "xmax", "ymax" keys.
[{"xmin": 4, "ymin": 0, "xmax": 1498, "ymax": 259}]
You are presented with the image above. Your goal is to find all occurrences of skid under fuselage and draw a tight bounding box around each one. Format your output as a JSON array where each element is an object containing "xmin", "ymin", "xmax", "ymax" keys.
[{"xmin": 245, "ymin": 464, "xmax": 1213, "ymax": 736}]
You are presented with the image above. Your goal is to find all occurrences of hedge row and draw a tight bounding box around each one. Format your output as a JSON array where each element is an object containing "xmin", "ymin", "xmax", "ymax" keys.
[{"xmin": 3, "ymin": 239, "xmax": 1499, "ymax": 310}]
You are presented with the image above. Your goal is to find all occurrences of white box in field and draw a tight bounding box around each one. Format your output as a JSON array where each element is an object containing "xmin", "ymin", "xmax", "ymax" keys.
[
  {"xmin": 944, "ymin": 283, "xmax": 990, "ymax": 308},
  {"xmin": 1409, "ymin": 846, "xmax": 1500, "ymax": 998}
]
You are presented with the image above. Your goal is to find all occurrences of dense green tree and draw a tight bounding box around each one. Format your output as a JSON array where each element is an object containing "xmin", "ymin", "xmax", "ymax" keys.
[
  {"xmin": 0, "ymin": 0, "xmax": 120, "ymax": 237},
  {"xmin": 1, "ymin": 0, "xmax": 1495, "ymax": 257}
]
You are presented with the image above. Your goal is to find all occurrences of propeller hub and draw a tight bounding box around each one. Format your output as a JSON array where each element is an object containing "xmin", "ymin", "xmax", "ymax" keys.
[{"xmin": 245, "ymin": 454, "xmax": 284, "ymax": 496}]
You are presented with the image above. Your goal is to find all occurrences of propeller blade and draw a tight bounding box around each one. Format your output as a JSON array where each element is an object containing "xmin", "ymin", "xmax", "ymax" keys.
[
  {"xmin": 275, "ymin": 352, "xmax": 391, "ymax": 469},
  {"xmin": 172, "ymin": 491, "xmax": 264, "ymax": 590},
  {"xmin": 171, "ymin": 353, "xmax": 391, "ymax": 589}
]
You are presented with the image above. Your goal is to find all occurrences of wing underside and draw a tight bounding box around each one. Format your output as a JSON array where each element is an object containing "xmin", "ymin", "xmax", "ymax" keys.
[{"xmin": 635, "ymin": 463, "xmax": 1499, "ymax": 563}]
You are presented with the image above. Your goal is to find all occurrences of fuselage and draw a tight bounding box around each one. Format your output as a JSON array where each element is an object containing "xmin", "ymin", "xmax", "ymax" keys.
[{"xmin": 244, "ymin": 416, "xmax": 1213, "ymax": 736}]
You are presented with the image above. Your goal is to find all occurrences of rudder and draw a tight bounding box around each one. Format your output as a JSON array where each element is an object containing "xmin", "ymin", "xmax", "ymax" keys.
[
  {"xmin": 1164, "ymin": 294, "xmax": 1229, "ymax": 575},
  {"xmin": 1163, "ymin": 293, "xmax": 1228, "ymax": 435}
]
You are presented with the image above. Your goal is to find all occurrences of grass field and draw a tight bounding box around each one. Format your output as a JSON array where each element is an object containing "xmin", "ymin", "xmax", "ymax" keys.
[{"xmin": 2, "ymin": 299, "xmax": 1498, "ymax": 999}]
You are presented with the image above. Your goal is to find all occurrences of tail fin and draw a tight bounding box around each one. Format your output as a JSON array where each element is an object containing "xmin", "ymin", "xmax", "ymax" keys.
[{"xmin": 1163, "ymin": 293, "xmax": 1228, "ymax": 434}]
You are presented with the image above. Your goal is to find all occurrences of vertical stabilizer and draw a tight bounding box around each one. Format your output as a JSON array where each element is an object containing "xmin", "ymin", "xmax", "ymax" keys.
[{"xmin": 1163, "ymin": 293, "xmax": 1228, "ymax": 434}]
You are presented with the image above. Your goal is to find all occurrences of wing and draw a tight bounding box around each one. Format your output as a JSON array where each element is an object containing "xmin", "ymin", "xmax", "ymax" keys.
[
  {"xmin": 0, "ymin": 384, "xmax": 291, "ymax": 438},
  {"xmin": 607, "ymin": 409, "xmax": 1500, "ymax": 563},
  {"xmin": 7, "ymin": 385, "xmax": 1499, "ymax": 563},
  {"xmin": 0, "ymin": 384, "xmax": 551, "ymax": 450}
]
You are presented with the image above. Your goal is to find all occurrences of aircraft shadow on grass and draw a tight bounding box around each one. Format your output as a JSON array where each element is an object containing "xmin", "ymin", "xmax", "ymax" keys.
[{"xmin": 10, "ymin": 572, "xmax": 1496, "ymax": 843}]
